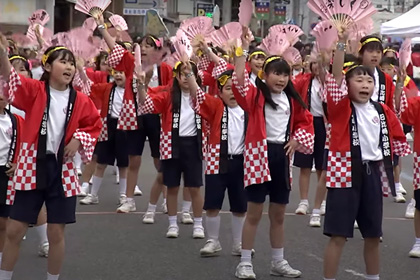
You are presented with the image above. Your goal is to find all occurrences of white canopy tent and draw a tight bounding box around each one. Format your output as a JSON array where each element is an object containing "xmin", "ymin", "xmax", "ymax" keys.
[{"xmin": 381, "ymin": 4, "xmax": 420, "ymax": 37}]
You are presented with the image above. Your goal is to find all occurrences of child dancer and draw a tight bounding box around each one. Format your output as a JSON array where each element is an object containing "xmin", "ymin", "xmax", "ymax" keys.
[{"xmin": 0, "ymin": 36, "xmax": 101, "ymax": 280}]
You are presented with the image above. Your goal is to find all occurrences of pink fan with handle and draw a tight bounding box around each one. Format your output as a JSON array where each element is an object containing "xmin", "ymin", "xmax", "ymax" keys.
[
  {"xmin": 269, "ymin": 24, "xmax": 303, "ymax": 45},
  {"xmin": 283, "ymin": 47, "xmax": 302, "ymax": 66},
  {"xmin": 83, "ymin": 17, "xmax": 97, "ymax": 32},
  {"xmin": 310, "ymin": 20, "xmax": 338, "ymax": 51},
  {"xmin": 210, "ymin": 22, "xmax": 243, "ymax": 48},
  {"xmin": 399, "ymin": 38, "xmax": 412, "ymax": 70},
  {"xmin": 28, "ymin": 9, "xmax": 50, "ymax": 26},
  {"xmin": 26, "ymin": 24, "xmax": 53, "ymax": 44},
  {"xmin": 260, "ymin": 32, "xmax": 290, "ymax": 56},
  {"xmin": 180, "ymin": 16, "xmax": 215, "ymax": 44},
  {"xmin": 11, "ymin": 33, "xmax": 34, "ymax": 48},
  {"xmin": 109, "ymin": 14, "xmax": 128, "ymax": 31},
  {"xmin": 75, "ymin": 0, "xmax": 112, "ymax": 19},
  {"xmin": 239, "ymin": 0, "xmax": 253, "ymax": 26},
  {"xmin": 308, "ymin": 0, "xmax": 377, "ymax": 32},
  {"xmin": 133, "ymin": 43, "xmax": 142, "ymax": 76}
]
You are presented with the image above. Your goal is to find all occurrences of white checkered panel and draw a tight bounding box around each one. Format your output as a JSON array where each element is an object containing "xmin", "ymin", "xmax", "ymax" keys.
[
  {"xmin": 293, "ymin": 128, "xmax": 315, "ymax": 154},
  {"xmin": 205, "ymin": 143, "xmax": 220, "ymax": 174},
  {"xmin": 14, "ymin": 142, "xmax": 37, "ymax": 191},
  {"xmin": 326, "ymin": 151, "xmax": 352, "ymax": 188},
  {"xmin": 62, "ymin": 159, "xmax": 80, "ymax": 197},
  {"xmin": 324, "ymin": 123, "xmax": 331, "ymax": 150},
  {"xmin": 5, "ymin": 179, "xmax": 15, "ymax": 205},
  {"xmin": 117, "ymin": 99, "xmax": 138, "ymax": 130},
  {"xmin": 378, "ymin": 162, "xmax": 391, "ymax": 197},
  {"xmin": 413, "ymin": 152, "xmax": 420, "ymax": 190},
  {"xmin": 393, "ymin": 139, "xmax": 411, "ymax": 157},
  {"xmin": 232, "ymin": 70, "xmax": 251, "ymax": 98},
  {"xmin": 139, "ymin": 95, "xmax": 155, "ymax": 115},
  {"xmin": 244, "ymin": 139, "xmax": 270, "ymax": 187},
  {"xmin": 160, "ymin": 131, "xmax": 172, "ymax": 160},
  {"xmin": 73, "ymin": 70, "xmax": 93, "ymax": 96},
  {"xmin": 198, "ymin": 55, "xmax": 211, "ymax": 71},
  {"xmin": 74, "ymin": 130, "xmax": 96, "ymax": 162},
  {"xmin": 326, "ymin": 74, "xmax": 348, "ymax": 104},
  {"xmin": 194, "ymin": 88, "xmax": 206, "ymax": 112},
  {"xmin": 107, "ymin": 44, "xmax": 125, "ymax": 69},
  {"xmin": 98, "ymin": 117, "xmax": 108, "ymax": 142},
  {"xmin": 212, "ymin": 59, "xmax": 228, "ymax": 79},
  {"xmin": 7, "ymin": 68, "xmax": 22, "ymax": 103}
]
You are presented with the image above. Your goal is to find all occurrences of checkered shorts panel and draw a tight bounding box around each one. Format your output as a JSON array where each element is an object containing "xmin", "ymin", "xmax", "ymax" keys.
[
  {"xmin": 98, "ymin": 116, "xmax": 108, "ymax": 142},
  {"xmin": 244, "ymin": 139, "xmax": 270, "ymax": 187},
  {"xmin": 62, "ymin": 159, "xmax": 80, "ymax": 197},
  {"xmin": 326, "ymin": 151, "xmax": 352, "ymax": 188},
  {"xmin": 5, "ymin": 179, "xmax": 15, "ymax": 205},
  {"xmin": 160, "ymin": 131, "xmax": 172, "ymax": 160},
  {"xmin": 414, "ymin": 152, "xmax": 420, "ymax": 191},
  {"xmin": 74, "ymin": 130, "xmax": 96, "ymax": 162},
  {"xmin": 205, "ymin": 143, "xmax": 220, "ymax": 174},
  {"xmin": 117, "ymin": 99, "xmax": 138, "ymax": 130},
  {"xmin": 14, "ymin": 142, "xmax": 37, "ymax": 191}
]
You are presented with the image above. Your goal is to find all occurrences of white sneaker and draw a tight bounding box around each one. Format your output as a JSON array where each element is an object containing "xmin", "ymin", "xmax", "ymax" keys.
[
  {"xmin": 309, "ymin": 213, "xmax": 321, "ymax": 227},
  {"xmin": 119, "ymin": 194, "xmax": 127, "ymax": 205},
  {"xmin": 134, "ymin": 185, "xmax": 143, "ymax": 196},
  {"xmin": 38, "ymin": 241, "xmax": 49, "ymax": 257},
  {"xmin": 161, "ymin": 202, "xmax": 168, "ymax": 214},
  {"xmin": 117, "ymin": 200, "xmax": 136, "ymax": 213},
  {"xmin": 270, "ymin": 260, "xmax": 302, "ymax": 278},
  {"xmin": 295, "ymin": 201, "xmax": 309, "ymax": 215},
  {"xmin": 193, "ymin": 226, "xmax": 205, "ymax": 239},
  {"xmin": 405, "ymin": 200, "xmax": 416, "ymax": 219},
  {"xmin": 166, "ymin": 225, "xmax": 179, "ymax": 238},
  {"xmin": 89, "ymin": 177, "xmax": 93, "ymax": 184},
  {"xmin": 394, "ymin": 192, "xmax": 406, "ymax": 203},
  {"xmin": 409, "ymin": 244, "xmax": 420, "ymax": 258},
  {"xmin": 78, "ymin": 186, "xmax": 89, "ymax": 197},
  {"xmin": 181, "ymin": 212, "xmax": 194, "ymax": 224},
  {"xmin": 115, "ymin": 174, "xmax": 119, "ymax": 184},
  {"xmin": 200, "ymin": 239, "xmax": 222, "ymax": 257},
  {"xmin": 399, "ymin": 184, "xmax": 407, "ymax": 195},
  {"xmin": 231, "ymin": 243, "xmax": 255, "ymax": 257},
  {"xmin": 320, "ymin": 200, "xmax": 326, "ymax": 215},
  {"xmin": 80, "ymin": 194, "xmax": 99, "ymax": 205},
  {"xmin": 143, "ymin": 211, "xmax": 155, "ymax": 224},
  {"xmin": 235, "ymin": 262, "xmax": 256, "ymax": 279}
]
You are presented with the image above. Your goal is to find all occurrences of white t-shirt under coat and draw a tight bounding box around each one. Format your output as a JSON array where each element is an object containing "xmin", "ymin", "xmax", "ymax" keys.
[
  {"xmin": 372, "ymin": 68, "xmax": 380, "ymax": 102},
  {"xmin": 265, "ymin": 92, "xmax": 290, "ymax": 144},
  {"xmin": 227, "ymin": 106, "xmax": 245, "ymax": 155},
  {"xmin": 0, "ymin": 113, "xmax": 12, "ymax": 165},
  {"xmin": 310, "ymin": 78, "xmax": 324, "ymax": 117},
  {"xmin": 179, "ymin": 92, "xmax": 197, "ymax": 137},
  {"xmin": 352, "ymin": 101, "xmax": 383, "ymax": 161},
  {"xmin": 111, "ymin": 86, "xmax": 125, "ymax": 118},
  {"xmin": 47, "ymin": 87, "xmax": 69, "ymax": 154}
]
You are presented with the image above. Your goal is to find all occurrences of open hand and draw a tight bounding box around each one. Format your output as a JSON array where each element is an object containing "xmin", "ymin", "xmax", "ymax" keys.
[
  {"xmin": 5, "ymin": 163, "xmax": 16, "ymax": 177},
  {"xmin": 284, "ymin": 139, "xmax": 299, "ymax": 157},
  {"xmin": 64, "ymin": 138, "xmax": 81, "ymax": 158}
]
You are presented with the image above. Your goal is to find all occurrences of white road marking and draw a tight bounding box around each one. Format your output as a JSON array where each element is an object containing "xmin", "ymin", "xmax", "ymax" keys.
[{"xmin": 344, "ymin": 269, "xmax": 365, "ymax": 277}]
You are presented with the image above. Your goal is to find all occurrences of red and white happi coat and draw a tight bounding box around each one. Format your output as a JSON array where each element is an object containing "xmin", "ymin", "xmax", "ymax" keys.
[
  {"xmin": 325, "ymin": 74, "xmax": 411, "ymax": 196},
  {"xmin": 231, "ymin": 70, "xmax": 315, "ymax": 187},
  {"xmin": 401, "ymin": 96, "xmax": 420, "ymax": 190},
  {"xmin": 140, "ymin": 86, "xmax": 207, "ymax": 160},
  {"xmin": 5, "ymin": 68, "xmax": 102, "ymax": 197}
]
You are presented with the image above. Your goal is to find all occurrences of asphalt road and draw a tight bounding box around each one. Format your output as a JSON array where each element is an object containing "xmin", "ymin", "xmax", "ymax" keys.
[{"xmin": 12, "ymin": 146, "xmax": 420, "ymax": 280}]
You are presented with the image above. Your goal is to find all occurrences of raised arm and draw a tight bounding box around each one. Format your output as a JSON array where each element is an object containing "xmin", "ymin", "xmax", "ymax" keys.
[
  {"xmin": 95, "ymin": 14, "xmax": 115, "ymax": 51},
  {"xmin": 0, "ymin": 33, "xmax": 11, "ymax": 81},
  {"xmin": 332, "ymin": 30, "xmax": 348, "ymax": 87}
]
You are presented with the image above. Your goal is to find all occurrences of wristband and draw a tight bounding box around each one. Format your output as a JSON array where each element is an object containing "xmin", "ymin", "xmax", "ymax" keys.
[
  {"xmin": 336, "ymin": 42, "xmax": 347, "ymax": 52},
  {"xmin": 396, "ymin": 82, "xmax": 404, "ymax": 89},
  {"xmin": 97, "ymin": 24, "xmax": 106, "ymax": 30}
]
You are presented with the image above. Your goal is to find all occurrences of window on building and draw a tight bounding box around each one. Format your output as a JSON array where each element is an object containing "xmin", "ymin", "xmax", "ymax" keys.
[{"xmin": 376, "ymin": 4, "xmax": 383, "ymax": 8}]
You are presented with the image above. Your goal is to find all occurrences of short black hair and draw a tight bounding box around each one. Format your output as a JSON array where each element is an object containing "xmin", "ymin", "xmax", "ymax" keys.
[
  {"xmin": 380, "ymin": 57, "xmax": 398, "ymax": 67},
  {"xmin": 359, "ymin": 35, "xmax": 383, "ymax": 54}
]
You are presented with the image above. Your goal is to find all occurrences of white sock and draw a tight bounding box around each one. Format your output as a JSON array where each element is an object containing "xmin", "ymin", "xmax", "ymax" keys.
[
  {"xmin": 395, "ymin": 182, "xmax": 401, "ymax": 192},
  {"xmin": 415, "ymin": 237, "xmax": 420, "ymax": 245},
  {"xmin": 182, "ymin": 200, "xmax": 192, "ymax": 213},
  {"xmin": 240, "ymin": 249, "xmax": 252, "ymax": 263},
  {"xmin": 147, "ymin": 203, "xmax": 157, "ymax": 213},
  {"xmin": 231, "ymin": 215, "xmax": 245, "ymax": 245},
  {"xmin": 272, "ymin": 248, "xmax": 284, "ymax": 262},
  {"xmin": 119, "ymin": 178, "xmax": 127, "ymax": 195},
  {"xmin": 168, "ymin": 215, "xmax": 177, "ymax": 227},
  {"xmin": 126, "ymin": 197, "xmax": 134, "ymax": 203},
  {"xmin": 81, "ymin": 182, "xmax": 89, "ymax": 190},
  {"xmin": 47, "ymin": 273, "xmax": 59, "ymax": 280},
  {"xmin": 324, "ymin": 278, "xmax": 335, "ymax": 280},
  {"xmin": 193, "ymin": 217, "xmax": 202, "ymax": 228},
  {"xmin": 300, "ymin": 199, "xmax": 309, "ymax": 204},
  {"xmin": 0, "ymin": 270, "xmax": 13, "ymax": 280},
  {"xmin": 90, "ymin": 176, "xmax": 103, "ymax": 196},
  {"xmin": 312, "ymin": 208, "xmax": 321, "ymax": 215},
  {"xmin": 205, "ymin": 216, "xmax": 220, "ymax": 241},
  {"xmin": 115, "ymin": 165, "xmax": 119, "ymax": 176},
  {"xmin": 163, "ymin": 198, "xmax": 167, "ymax": 204},
  {"xmin": 34, "ymin": 223, "xmax": 48, "ymax": 244},
  {"xmin": 365, "ymin": 274, "xmax": 379, "ymax": 280}
]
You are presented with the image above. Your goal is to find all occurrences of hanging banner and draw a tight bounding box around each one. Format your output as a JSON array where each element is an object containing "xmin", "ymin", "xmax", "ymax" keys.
[
  {"xmin": 274, "ymin": 2, "xmax": 287, "ymax": 23},
  {"xmin": 255, "ymin": 0, "xmax": 270, "ymax": 20}
]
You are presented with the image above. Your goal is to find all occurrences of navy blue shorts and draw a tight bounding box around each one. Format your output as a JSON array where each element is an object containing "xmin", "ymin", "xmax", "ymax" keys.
[
  {"xmin": 10, "ymin": 155, "xmax": 77, "ymax": 225},
  {"xmin": 322, "ymin": 149, "xmax": 329, "ymax": 171},
  {"xmin": 204, "ymin": 155, "xmax": 247, "ymax": 213},
  {"xmin": 403, "ymin": 124, "xmax": 412, "ymax": 135},
  {"xmin": 96, "ymin": 118, "xmax": 129, "ymax": 167},
  {"xmin": 415, "ymin": 189, "xmax": 420, "ymax": 211},
  {"xmin": 127, "ymin": 115, "xmax": 160, "ymax": 158},
  {"xmin": 324, "ymin": 161, "xmax": 383, "ymax": 238},
  {"xmin": 246, "ymin": 143, "xmax": 290, "ymax": 204},
  {"xmin": 0, "ymin": 166, "xmax": 11, "ymax": 218},
  {"xmin": 161, "ymin": 136, "xmax": 203, "ymax": 188},
  {"xmin": 393, "ymin": 154, "xmax": 400, "ymax": 167},
  {"xmin": 293, "ymin": 117, "xmax": 326, "ymax": 170}
]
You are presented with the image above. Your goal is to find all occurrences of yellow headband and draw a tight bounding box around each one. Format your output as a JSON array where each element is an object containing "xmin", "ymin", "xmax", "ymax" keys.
[
  {"xmin": 42, "ymin": 46, "xmax": 68, "ymax": 66},
  {"xmin": 172, "ymin": 61, "xmax": 197, "ymax": 77},
  {"xmin": 383, "ymin": 48, "xmax": 396, "ymax": 54},
  {"xmin": 257, "ymin": 56, "xmax": 283, "ymax": 80},
  {"xmin": 218, "ymin": 74, "xmax": 231, "ymax": 87},
  {"xmin": 344, "ymin": 64, "xmax": 362, "ymax": 74},
  {"xmin": 248, "ymin": 51, "xmax": 266, "ymax": 61},
  {"xmin": 360, "ymin": 38, "xmax": 382, "ymax": 48},
  {"xmin": 9, "ymin": 55, "xmax": 27, "ymax": 62},
  {"xmin": 343, "ymin": 61, "xmax": 355, "ymax": 68}
]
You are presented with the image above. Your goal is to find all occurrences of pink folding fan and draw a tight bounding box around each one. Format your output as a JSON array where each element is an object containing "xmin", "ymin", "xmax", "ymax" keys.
[
  {"xmin": 260, "ymin": 32, "xmax": 290, "ymax": 56},
  {"xmin": 399, "ymin": 38, "xmax": 412, "ymax": 70},
  {"xmin": 210, "ymin": 22, "xmax": 243, "ymax": 48},
  {"xmin": 310, "ymin": 20, "xmax": 338, "ymax": 51},
  {"xmin": 269, "ymin": 24, "xmax": 303, "ymax": 45},
  {"xmin": 283, "ymin": 47, "xmax": 302, "ymax": 66},
  {"xmin": 180, "ymin": 16, "xmax": 215, "ymax": 45},
  {"xmin": 109, "ymin": 14, "xmax": 128, "ymax": 31},
  {"xmin": 75, "ymin": 0, "xmax": 112, "ymax": 19},
  {"xmin": 28, "ymin": 9, "xmax": 50, "ymax": 26},
  {"xmin": 239, "ymin": 0, "xmax": 253, "ymax": 26}
]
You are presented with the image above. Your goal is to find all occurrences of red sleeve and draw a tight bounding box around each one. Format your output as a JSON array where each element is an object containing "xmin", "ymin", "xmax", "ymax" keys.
[
  {"xmin": 90, "ymin": 83, "xmax": 111, "ymax": 110},
  {"xmin": 231, "ymin": 70, "xmax": 257, "ymax": 113},
  {"xmin": 293, "ymin": 73, "xmax": 311, "ymax": 102},
  {"xmin": 193, "ymin": 89, "xmax": 222, "ymax": 122},
  {"xmin": 401, "ymin": 96, "xmax": 420, "ymax": 126},
  {"xmin": 383, "ymin": 105, "xmax": 411, "ymax": 157},
  {"xmin": 13, "ymin": 115, "xmax": 24, "ymax": 164},
  {"xmin": 160, "ymin": 62, "xmax": 173, "ymax": 86},
  {"xmin": 86, "ymin": 68, "xmax": 108, "ymax": 84},
  {"xmin": 292, "ymin": 100, "xmax": 314, "ymax": 154},
  {"xmin": 108, "ymin": 44, "xmax": 134, "ymax": 76},
  {"xmin": 141, "ymin": 86, "xmax": 171, "ymax": 114}
]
